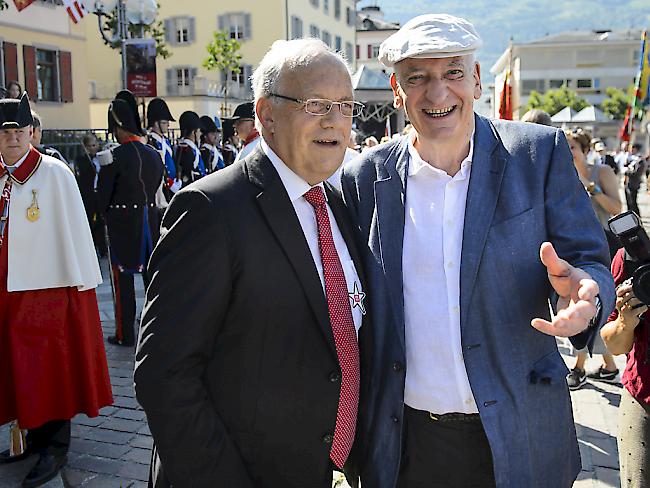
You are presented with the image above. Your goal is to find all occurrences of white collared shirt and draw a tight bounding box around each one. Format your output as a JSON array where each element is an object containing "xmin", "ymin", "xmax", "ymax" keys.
[
  {"xmin": 402, "ymin": 130, "xmax": 478, "ymax": 414},
  {"xmin": 1, "ymin": 147, "xmax": 30, "ymax": 170},
  {"xmin": 261, "ymin": 138, "xmax": 364, "ymax": 334}
]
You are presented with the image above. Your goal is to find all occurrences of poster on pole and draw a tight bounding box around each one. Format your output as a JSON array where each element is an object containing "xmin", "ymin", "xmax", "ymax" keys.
[{"xmin": 125, "ymin": 39, "xmax": 157, "ymax": 97}]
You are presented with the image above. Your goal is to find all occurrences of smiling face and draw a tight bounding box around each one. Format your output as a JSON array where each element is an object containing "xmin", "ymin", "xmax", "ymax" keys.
[
  {"xmin": 257, "ymin": 55, "xmax": 353, "ymax": 186},
  {"xmin": 392, "ymin": 56, "xmax": 481, "ymax": 149},
  {"xmin": 0, "ymin": 126, "xmax": 33, "ymax": 164}
]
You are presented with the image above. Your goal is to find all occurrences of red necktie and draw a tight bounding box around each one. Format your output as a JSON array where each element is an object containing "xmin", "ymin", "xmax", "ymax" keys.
[{"xmin": 303, "ymin": 186, "xmax": 360, "ymax": 469}]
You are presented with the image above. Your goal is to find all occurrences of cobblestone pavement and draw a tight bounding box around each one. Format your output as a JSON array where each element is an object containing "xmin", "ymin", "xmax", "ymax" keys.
[{"xmin": 2, "ymin": 183, "xmax": 649, "ymax": 487}]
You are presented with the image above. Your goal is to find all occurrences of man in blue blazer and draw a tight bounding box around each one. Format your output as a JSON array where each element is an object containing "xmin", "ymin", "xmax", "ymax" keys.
[{"xmin": 341, "ymin": 14, "xmax": 615, "ymax": 488}]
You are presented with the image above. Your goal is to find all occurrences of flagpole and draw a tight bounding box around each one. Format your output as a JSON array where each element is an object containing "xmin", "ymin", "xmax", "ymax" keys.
[{"xmin": 621, "ymin": 30, "xmax": 647, "ymax": 143}]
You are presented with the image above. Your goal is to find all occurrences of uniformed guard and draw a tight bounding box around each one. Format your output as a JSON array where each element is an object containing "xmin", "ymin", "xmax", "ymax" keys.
[
  {"xmin": 199, "ymin": 115, "xmax": 225, "ymax": 173},
  {"xmin": 97, "ymin": 91, "xmax": 163, "ymax": 347},
  {"xmin": 146, "ymin": 98, "xmax": 181, "ymax": 196},
  {"xmin": 175, "ymin": 111, "xmax": 206, "ymax": 187}
]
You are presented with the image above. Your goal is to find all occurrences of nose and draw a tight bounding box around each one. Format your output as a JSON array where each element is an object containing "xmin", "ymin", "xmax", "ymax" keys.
[{"xmin": 424, "ymin": 77, "xmax": 448, "ymax": 104}]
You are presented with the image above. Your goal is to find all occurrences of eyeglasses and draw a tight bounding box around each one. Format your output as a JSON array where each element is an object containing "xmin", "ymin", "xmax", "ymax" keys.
[{"xmin": 270, "ymin": 93, "xmax": 364, "ymax": 117}]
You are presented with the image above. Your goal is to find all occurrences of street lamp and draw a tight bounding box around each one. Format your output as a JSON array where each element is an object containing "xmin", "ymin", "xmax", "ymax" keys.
[{"xmin": 84, "ymin": 0, "xmax": 158, "ymax": 90}]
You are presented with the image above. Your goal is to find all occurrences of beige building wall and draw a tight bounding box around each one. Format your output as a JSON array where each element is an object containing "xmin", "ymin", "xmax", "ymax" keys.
[
  {"xmin": 86, "ymin": 0, "xmax": 356, "ymax": 129},
  {"xmin": 0, "ymin": 2, "xmax": 90, "ymax": 128}
]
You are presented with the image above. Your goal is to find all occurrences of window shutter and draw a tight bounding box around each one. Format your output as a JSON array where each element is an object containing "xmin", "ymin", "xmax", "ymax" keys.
[
  {"xmin": 243, "ymin": 64, "xmax": 252, "ymax": 93},
  {"xmin": 356, "ymin": 44, "xmax": 360, "ymax": 60},
  {"xmin": 217, "ymin": 15, "xmax": 225, "ymax": 32},
  {"xmin": 166, "ymin": 68, "xmax": 177, "ymax": 96},
  {"xmin": 164, "ymin": 18, "xmax": 172, "ymax": 43},
  {"xmin": 23, "ymin": 46, "xmax": 37, "ymax": 99},
  {"xmin": 367, "ymin": 45, "xmax": 372, "ymax": 59},
  {"xmin": 190, "ymin": 67, "xmax": 197, "ymax": 89},
  {"xmin": 58, "ymin": 50, "xmax": 73, "ymax": 102},
  {"xmin": 3, "ymin": 42, "xmax": 18, "ymax": 87},
  {"xmin": 189, "ymin": 17, "xmax": 196, "ymax": 43},
  {"xmin": 244, "ymin": 13, "xmax": 252, "ymax": 40}
]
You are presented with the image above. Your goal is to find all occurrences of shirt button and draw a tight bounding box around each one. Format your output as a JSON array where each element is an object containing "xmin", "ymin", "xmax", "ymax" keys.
[
  {"xmin": 393, "ymin": 361, "xmax": 403, "ymax": 372},
  {"xmin": 465, "ymin": 398, "xmax": 473, "ymax": 405},
  {"xmin": 329, "ymin": 372, "xmax": 341, "ymax": 383},
  {"xmin": 452, "ymin": 306, "xmax": 459, "ymax": 313},
  {"xmin": 322, "ymin": 434, "xmax": 334, "ymax": 444},
  {"xmin": 391, "ymin": 415, "xmax": 399, "ymax": 423},
  {"xmin": 447, "ymin": 261, "xmax": 454, "ymax": 268}
]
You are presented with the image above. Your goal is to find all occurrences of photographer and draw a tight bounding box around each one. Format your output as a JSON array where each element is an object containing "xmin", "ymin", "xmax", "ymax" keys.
[{"xmin": 601, "ymin": 247, "xmax": 650, "ymax": 488}]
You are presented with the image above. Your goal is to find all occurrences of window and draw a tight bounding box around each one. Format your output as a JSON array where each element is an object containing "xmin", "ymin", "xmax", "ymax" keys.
[
  {"xmin": 165, "ymin": 17, "xmax": 195, "ymax": 45},
  {"xmin": 521, "ymin": 79, "xmax": 545, "ymax": 95},
  {"xmin": 36, "ymin": 49, "xmax": 58, "ymax": 101},
  {"xmin": 346, "ymin": 42, "xmax": 353, "ymax": 63},
  {"xmin": 322, "ymin": 31, "xmax": 331, "ymax": 47},
  {"xmin": 323, "ymin": 0, "xmax": 329, "ymax": 14},
  {"xmin": 334, "ymin": 0, "xmax": 341, "ymax": 19},
  {"xmin": 228, "ymin": 64, "xmax": 253, "ymax": 92},
  {"xmin": 177, "ymin": 67, "xmax": 191, "ymax": 87},
  {"xmin": 291, "ymin": 16, "xmax": 303, "ymax": 39},
  {"xmin": 310, "ymin": 0, "xmax": 319, "ymax": 6},
  {"xmin": 371, "ymin": 45, "xmax": 380, "ymax": 58},
  {"xmin": 217, "ymin": 12, "xmax": 252, "ymax": 41},
  {"xmin": 549, "ymin": 79, "xmax": 571, "ymax": 89},
  {"xmin": 346, "ymin": 7, "xmax": 355, "ymax": 26},
  {"xmin": 309, "ymin": 24, "xmax": 320, "ymax": 38},
  {"xmin": 335, "ymin": 36, "xmax": 342, "ymax": 52},
  {"xmin": 576, "ymin": 79, "xmax": 592, "ymax": 89}
]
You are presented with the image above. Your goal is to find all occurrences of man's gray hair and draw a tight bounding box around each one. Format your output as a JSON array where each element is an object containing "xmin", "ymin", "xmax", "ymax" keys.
[{"xmin": 251, "ymin": 38, "xmax": 350, "ymax": 131}]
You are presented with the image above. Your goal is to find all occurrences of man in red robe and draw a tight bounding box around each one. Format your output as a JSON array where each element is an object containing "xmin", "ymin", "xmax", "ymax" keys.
[{"xmin": 0, "ymin": 94, "xmax": 113, "ymax": 487}]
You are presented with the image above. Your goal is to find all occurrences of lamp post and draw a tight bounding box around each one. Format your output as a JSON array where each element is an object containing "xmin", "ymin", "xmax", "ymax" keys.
[{"xmin": 87, "ymin": 0, "xmax": 158, "ymax": 90}]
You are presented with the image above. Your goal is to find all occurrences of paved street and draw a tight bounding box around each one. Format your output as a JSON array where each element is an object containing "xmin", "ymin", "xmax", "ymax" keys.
[{"xmin": 1, "ymin": 181, "xmax": 649, "ymax": 487}]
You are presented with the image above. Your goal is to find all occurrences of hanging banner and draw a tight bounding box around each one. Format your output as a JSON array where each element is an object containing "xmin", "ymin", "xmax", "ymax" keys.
[{"xmin": 125, "ymin": 39, "xmax": 157, "ymax": 98}]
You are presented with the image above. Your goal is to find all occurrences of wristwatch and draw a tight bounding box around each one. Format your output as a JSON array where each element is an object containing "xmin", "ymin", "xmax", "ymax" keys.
[{"xmin": 586, "ymin": 182, "xmax": 602, "ymax": 195}]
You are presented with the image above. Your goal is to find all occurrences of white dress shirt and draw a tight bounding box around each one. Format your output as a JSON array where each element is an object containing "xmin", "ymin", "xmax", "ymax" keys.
[
  {"xmin": 261, "ymin": 139, "xmax": 364, "ymax": 334},
  {"xmin": 402, "ymin": 131, "xmax": 478, "ymax": 414}
]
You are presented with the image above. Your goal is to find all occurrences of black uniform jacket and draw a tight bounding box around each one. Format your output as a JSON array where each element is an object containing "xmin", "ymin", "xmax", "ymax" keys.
[
  {"xmin": 74, "ymin": 154, "xmax": 99, "ymax": 222},
  {"xmin": 97, "ymin": 141, "xmax": 163, "ymax": 271},
  {"xmin": 134, "ymin": 146, "xmax": 369, "ymax": 488}
]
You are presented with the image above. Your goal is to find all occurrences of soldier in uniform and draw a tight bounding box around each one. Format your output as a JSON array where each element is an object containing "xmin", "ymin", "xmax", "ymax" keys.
[
  {"xmin": 0, "ymin": 94, "xmax": 112, "ymax": 486},
  {"xmin": 31, "ymin": 111, "xmax": 71, "ymax": 168},
  {"xmin": 175, "ymin": 111, "xmax": 206, "ymax": 187},
  {"xmin": 231, "ymin": 102, "xmax": 260, "ymax": 162},
  {"xmin": 146, "ymin": 98, "xmax": 181, "ymax": 196},
  {"xmin": 199, "ymin": 115, "xmax": 225, "ymax": 173},
  {"xmin": 97, "ymin": 92, "xmax": 163, "ymax": 347}
]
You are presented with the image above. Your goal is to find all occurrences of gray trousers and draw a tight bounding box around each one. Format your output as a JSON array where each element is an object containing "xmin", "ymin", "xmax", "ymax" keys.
[{"xmin": 618, "ymin": 388, "xmax": 650, "ymax": 488}]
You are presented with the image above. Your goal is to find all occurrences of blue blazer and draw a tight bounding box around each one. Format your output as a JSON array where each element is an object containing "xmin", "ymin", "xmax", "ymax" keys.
[{"xmin": 341, "ymin": 114, "xmax": 615, "ymax": 488}]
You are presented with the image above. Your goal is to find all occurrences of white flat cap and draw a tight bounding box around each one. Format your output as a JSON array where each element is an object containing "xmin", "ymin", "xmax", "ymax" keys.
[{"xmin": 378, "ymin": 14, "xmax": 482, "ymax": 67}]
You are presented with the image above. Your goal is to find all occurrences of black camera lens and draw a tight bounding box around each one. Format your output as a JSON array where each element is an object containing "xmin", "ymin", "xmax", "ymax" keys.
[{"xmin": 632, "ymin": 263, "xmax": 650, "ymax": 306}]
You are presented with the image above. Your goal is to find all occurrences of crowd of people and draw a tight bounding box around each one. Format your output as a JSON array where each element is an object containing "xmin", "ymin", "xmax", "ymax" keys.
[{"xmin": 0, "ymin": 11, "xmax": 648, "ymax": 488}]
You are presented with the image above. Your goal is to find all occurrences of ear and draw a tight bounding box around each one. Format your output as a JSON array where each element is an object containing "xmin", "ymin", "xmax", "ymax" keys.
[
  {"xmin": 473, "ymin": 62, "xmax": 482, "ymax": 100},
  {"xmin": 390, "ymin": 73, "xmax": 404, "ymax": 109},
  {"xmin": 256, "ymin": 97, "xmax": 274, "ymax": 134}
]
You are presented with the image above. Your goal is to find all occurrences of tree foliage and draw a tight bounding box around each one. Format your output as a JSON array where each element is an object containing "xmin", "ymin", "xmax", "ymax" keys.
[
  {"xmin": 100, "ymin": 3, "xmax": 171, "ymax": 59},
  {"xmin": 525, "ymin": 85, "xmax": 589, "ymax": 116},
  {"xmin": 601, "ymin": 86, "xmax": 644, "ymax": 120},
  {"xmin": 203, "ymin": 31, "xmax": 242, "ymax": 114}
]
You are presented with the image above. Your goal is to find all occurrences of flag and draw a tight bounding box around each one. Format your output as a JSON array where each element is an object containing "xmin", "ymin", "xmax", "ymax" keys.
[
  {"xmin": 12, "ymin": 0, "xmax": 35, "ymax": 11},
  {"xmin": 62, "ymin": 0, "xmax": 86, "ymax": 23},
  {"xmin": 498, "ymin": 70, "xmax": 513, "ymax": 120},
  {"xmin": 620, "ymin": 30, "xmax": 649, "ymax": 142},
  {"xmin": 384, "ymin": 117, "xmax": 392, "ymax": 138}
]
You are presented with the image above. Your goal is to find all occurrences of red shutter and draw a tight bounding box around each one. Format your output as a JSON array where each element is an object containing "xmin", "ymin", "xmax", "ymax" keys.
[
  {"xmin": 367, "ymin": 44, "xmax": 372, "ymax": 59},
  {"xmin": 3, "ymin": 42, "xmax": 18, "ymax": 87},
  {"xmin": 356, "ymin": 44, "xmax": 360, "ymax": 60},
  {"xmin": 58, "ymin": 50, "xmax": 73, "ymax": 102},
  {"xmin": 23, "ymin": 45, "xmax": 37, "ymax": 100}
]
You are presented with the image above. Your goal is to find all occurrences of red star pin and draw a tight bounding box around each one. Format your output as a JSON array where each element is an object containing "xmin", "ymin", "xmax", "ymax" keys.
[{"xmin": 348, "ymin": 281, "xmax": 366, "ymax": 315}]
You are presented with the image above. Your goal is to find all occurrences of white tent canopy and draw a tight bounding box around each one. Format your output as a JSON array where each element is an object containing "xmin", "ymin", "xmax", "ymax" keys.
[
  {"xmin": 572, "ymin": 105, "xmax": 612, "ymax": 122},
  {"xmin": 550, "ymin": 106, "xmax": 576, "ymax": 123}
]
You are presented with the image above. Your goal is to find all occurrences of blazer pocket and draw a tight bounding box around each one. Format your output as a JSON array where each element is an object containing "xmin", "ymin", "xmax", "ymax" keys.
[
  {"xmin": 529, "ymin": 351, "xmax": 569, "ymax": 386},
  {"xmin": 491, "ymin": 206, "xmax": 534, "ymax": 228}
]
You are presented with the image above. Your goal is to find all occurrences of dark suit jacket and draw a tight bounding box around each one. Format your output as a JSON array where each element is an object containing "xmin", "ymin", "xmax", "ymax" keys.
[
  {"xmin": 341, "ymin": 114, "xmax": 615, "ymax": 488},
  {"xmin": 135, "ymin": 146, "xmax": 367, "ymax": 488},
  {"xmin": 74, "ymin": 154, "xmax": 99, "ymax": 221}
]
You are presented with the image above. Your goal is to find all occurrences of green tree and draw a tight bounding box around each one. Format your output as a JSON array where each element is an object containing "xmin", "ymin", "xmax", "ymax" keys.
[
  {"xmin": 203, "ymin": 31, "xmax": 242, "ymax": 118},
  {"xmin": 100, "ymin": 4, "xmax": 171, "ymax": 59},
  {"xmin": 525, "ymin": 85, "xmax": 589, "ymax": 116},
  {"xmin": 601, "ymin": 86, "xmax": 644, "ymax": 120}
]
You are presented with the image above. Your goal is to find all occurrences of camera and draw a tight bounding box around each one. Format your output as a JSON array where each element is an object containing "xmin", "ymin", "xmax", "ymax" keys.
[{"xmin": 608, "ymin": 211, "xmax": 650, "ymax": 305}]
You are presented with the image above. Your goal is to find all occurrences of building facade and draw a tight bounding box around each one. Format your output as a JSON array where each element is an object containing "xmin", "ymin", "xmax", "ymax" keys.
[
  {"xmin": 0, "ymin": 0, "xmax": 91, "ymax": 128},
  {"xmin": 85, "ymin": 0, "xmax": 357, "ymax": 128},
  {"xmin": 491, "ymin": 30, "xmax": 642, "ymax": 120}
]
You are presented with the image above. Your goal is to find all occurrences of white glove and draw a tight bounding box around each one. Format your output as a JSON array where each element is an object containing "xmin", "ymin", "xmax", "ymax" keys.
[{"xmin": 170, "ymin": 179, "xmax": 182, "ymax": 193}]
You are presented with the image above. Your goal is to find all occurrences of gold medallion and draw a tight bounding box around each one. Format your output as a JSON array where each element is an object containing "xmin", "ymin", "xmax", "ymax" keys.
[{"xmin": 27, "ymin": 189, "xmax": 39, "ymax": 222}]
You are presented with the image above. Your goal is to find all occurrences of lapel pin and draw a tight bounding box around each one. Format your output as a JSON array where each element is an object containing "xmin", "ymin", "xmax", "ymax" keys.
[{"xmin": 348, "ymin": 281, "xmax": 366, "ymax": 315}]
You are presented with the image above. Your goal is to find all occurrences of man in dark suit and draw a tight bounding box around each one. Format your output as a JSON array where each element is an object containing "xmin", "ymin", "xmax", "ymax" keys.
[
  {"xmin": 341, "ymin": 14, "xmax": 615, "ymax": 488},
  {"xmin": 134, "ymin": 38, "xmax": 367, "ymax": 488},
  {"xmin": 97, "ymin": 91, "xmax": 163, "ymax": 347},
  {"xmin": 74, "ymin": 133, "xmax": 107, "ymax": 256}
]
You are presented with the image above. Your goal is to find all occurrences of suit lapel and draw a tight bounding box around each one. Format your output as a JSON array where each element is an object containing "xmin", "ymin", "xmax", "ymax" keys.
[
  {"xmin": 245, "ymin": 147, "xmax": 336, "ymax": 354},
  {"xmin": 460, "ymin": 115, "xmax": 507, "ymax": 328},
  {"xmin": 374, "ymin": 139, "xmax": 409, "ymax": 353}
]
